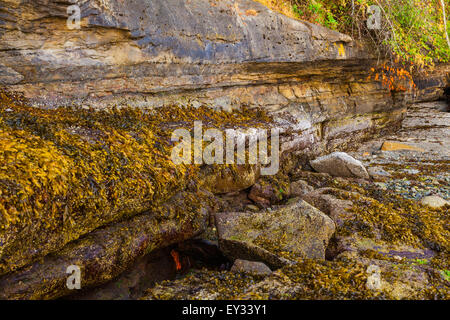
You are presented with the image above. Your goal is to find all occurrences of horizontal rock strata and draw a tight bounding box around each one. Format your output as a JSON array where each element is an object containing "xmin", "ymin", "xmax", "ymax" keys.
[{"xmin": 0, "ymin": 0, "xmax": 411, "ymax": 156}]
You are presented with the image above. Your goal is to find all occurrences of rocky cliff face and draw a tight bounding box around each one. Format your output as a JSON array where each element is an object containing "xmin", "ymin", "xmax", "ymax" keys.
[
  {"xmin": 414, "ymin": 64, "xmax": 450, "ymax": 103},
  {"xmin": 0, "ymin": 0, "xmax": 411, "ymax": 153},
  {"xmin": 0, "ymin": 0, "xmax": 420, "ymax": 299}
]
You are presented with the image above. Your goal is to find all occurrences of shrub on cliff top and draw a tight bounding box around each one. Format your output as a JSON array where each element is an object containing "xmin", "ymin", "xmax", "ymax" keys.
[{"xmin": 257, "ymin": 0, "xmax": 450, "ymax": 70}]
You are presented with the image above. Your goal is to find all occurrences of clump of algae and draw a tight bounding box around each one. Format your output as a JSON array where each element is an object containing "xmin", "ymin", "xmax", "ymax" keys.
[
  {"xmin": 143, "ymin": 254, "xmax": 447, "ymax": 300},
  {"xmin": 143, "ymin": 268, "xmax": 263, "ymax": 300},
  {"xmin": 142, "ymin": 258, "xmax": 384, "ymax": 300},
  {"xmin": 0, "ymin": 89, "xmax": 272, "ymax": 274},
  {"xmin": 324, "ymin": 179, "xmax": 449, "ymax": 252}
]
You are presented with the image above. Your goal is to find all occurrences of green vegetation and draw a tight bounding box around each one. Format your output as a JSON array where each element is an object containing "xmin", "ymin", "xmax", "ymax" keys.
[
  {"xmin": 413, "ymin": 259, "xmax": 429, "ymax": 265},
  {"xmin": 257, "ymin": 0, "xmax": 450, "ymax": 70},
  {"xmin": 441, "ymin": 269, "xmax": 450, "ymax": 281}
]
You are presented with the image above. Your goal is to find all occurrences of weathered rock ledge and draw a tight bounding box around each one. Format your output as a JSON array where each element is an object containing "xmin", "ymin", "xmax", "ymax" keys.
[{"xmin": 0, "ymin": 0, "xmax": 412, "ymax": 156}]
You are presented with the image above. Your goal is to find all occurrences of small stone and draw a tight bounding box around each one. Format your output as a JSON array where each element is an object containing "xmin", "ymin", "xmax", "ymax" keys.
[
  {"xmin": 231, "ymin": 259, "xmax": 272, "ymax": 276},
  {"xmin": 246, "ymin": 204, "xmax": 260, "ymax": 212},
  {"xmin": 310, "ymin": 152, "xmax": 370, "ymax": 179},
  {"xmin": 367, "ymin": 166, "xmax": 391, "ymax": 180},
  {"xmin": 420, "ymin": 195, "xmax": 449, "ymax": 208}
]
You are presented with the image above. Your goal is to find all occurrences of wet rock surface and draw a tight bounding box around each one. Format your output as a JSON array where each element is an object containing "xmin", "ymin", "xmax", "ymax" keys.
[{"xmin": 356, "ymin": 101, "xmax": 449, "ymax": 201}]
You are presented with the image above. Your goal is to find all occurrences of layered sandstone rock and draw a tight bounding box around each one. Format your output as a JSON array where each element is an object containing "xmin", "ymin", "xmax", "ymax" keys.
[
  {"xmin": 0, "ymin": 0, "xmax": 410, "ymax": 155},
  {"xmin": 414, "ymin": 63, "xmax": 450, "ymax": 103}
]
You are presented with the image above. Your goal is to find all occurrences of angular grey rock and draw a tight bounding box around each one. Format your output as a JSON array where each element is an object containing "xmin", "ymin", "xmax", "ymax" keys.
[
  {"xmin": 231, "ymin": 259, "xmax": 272, "ymax": 276},
  {"xmin": 215, "ymin": 200, "xmax": 335, "ymax": 269},
  {"xmin": 310, "ymin": 152, "xmax": 370, "ymax": 179}
]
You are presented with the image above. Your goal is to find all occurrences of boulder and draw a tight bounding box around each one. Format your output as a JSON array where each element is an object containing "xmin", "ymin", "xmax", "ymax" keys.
[
  {"xmin": 310, "ymin": 152, "xmax": 370, "ymax": 179},
  {"xmin": 231, "ymin": 259, "xmax": 272, "ymax": 276},
  {"xmin": 215, "ymin": 200, "xmax": 335, "ymax": 269}
]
